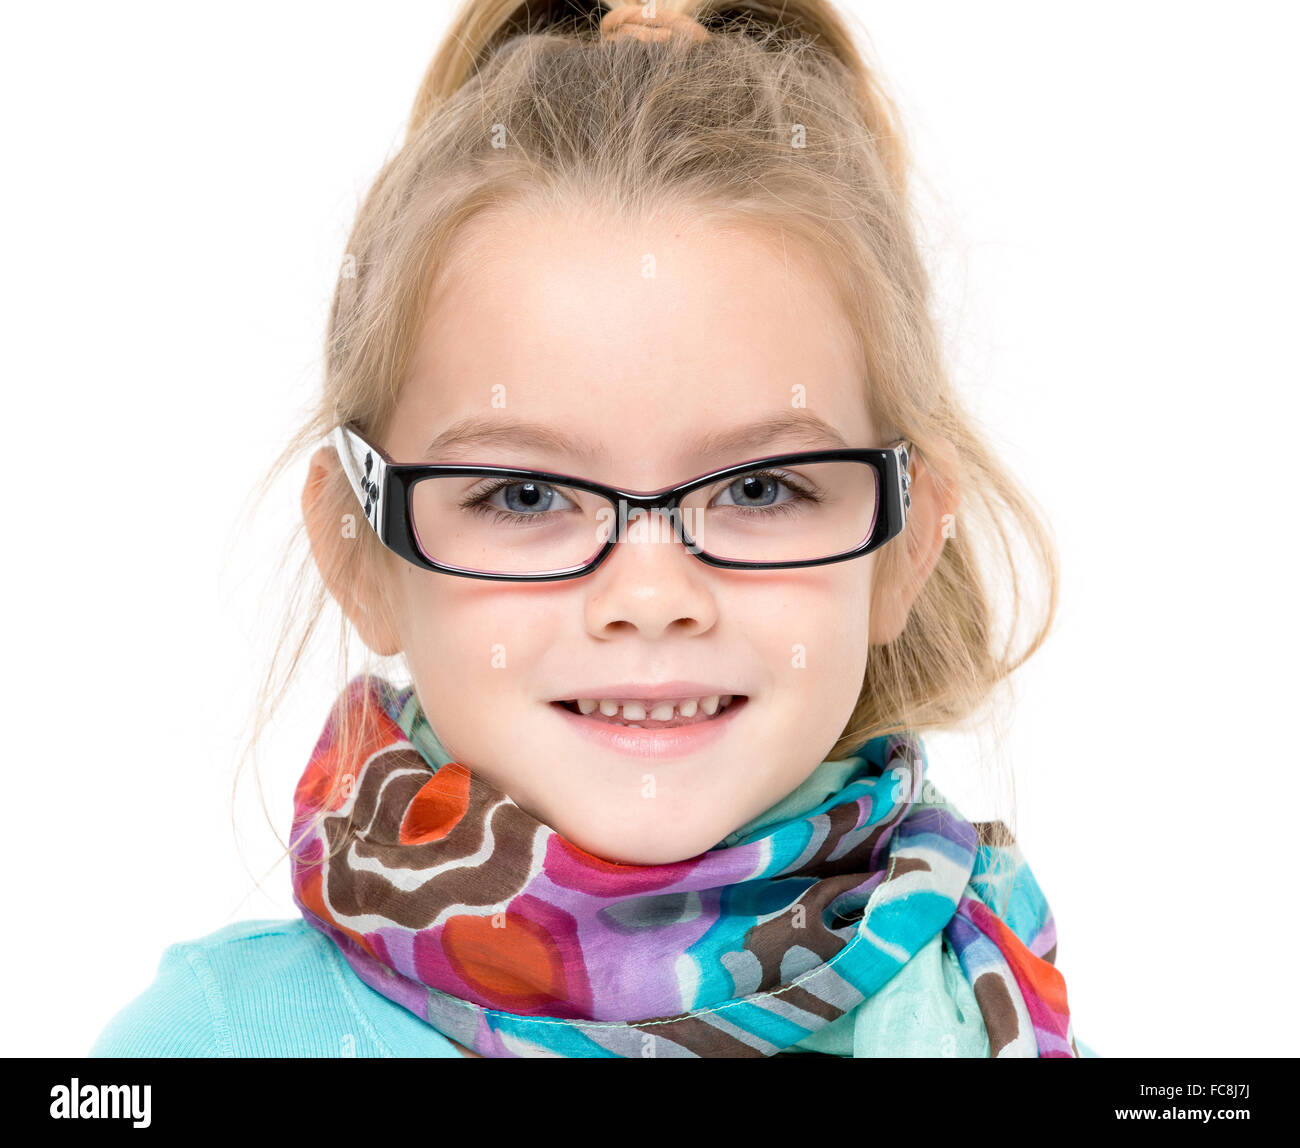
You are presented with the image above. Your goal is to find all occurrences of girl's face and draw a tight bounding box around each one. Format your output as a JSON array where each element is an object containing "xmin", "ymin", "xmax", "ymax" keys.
[{"xmin": 336, "ymin": 209, "xmax": 890, "ymax": 865}]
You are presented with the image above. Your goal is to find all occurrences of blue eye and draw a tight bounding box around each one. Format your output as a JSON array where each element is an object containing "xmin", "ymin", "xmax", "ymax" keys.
[
  {"xmin": 712, "ymin": 470, "xmax": 821, "ymax": 514},
  {"xmin": 459, "ymin": 479, "xmax": 578, "ymax": 522},
  {"xmin": 720, "ymin": 473, "xmax": 782, "ymax": 508}
]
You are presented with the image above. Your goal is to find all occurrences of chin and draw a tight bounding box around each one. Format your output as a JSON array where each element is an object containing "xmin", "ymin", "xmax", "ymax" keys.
[{"xmin": 564, "ymin": 824, "xmax": 724, "ymax": 867}]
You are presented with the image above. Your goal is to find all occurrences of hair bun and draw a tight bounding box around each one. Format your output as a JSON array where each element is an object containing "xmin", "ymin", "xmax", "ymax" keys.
[{"xmin": 599, "ymin": 4, "xmax": 711, "ymax": 44}]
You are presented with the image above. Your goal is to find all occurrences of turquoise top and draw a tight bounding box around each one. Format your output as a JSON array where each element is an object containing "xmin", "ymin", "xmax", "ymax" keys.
[{"xmin": 90, "ymin": 703, "xmax": 1097, "ymax": 1058}]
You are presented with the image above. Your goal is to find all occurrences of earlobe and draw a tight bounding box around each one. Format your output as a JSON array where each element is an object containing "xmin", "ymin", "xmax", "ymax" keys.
[{"xmin": 301, "ymin": 445, "xmax": 404, "ymax": 657}]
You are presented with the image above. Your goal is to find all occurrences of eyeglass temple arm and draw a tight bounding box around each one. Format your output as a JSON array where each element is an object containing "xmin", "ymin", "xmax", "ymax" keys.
[
  {"xmin": 892, "ymin": 440, "xmax": 913, "ymax": 517},
  {"xmin": 332, "ymin": 424, "xmax": 387, "ymax": 538}
]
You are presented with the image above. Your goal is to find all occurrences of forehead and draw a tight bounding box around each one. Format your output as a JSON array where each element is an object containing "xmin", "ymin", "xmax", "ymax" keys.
[{"xmin": 390, "ymin": 207, "xmax": 873, "ymax": 476}]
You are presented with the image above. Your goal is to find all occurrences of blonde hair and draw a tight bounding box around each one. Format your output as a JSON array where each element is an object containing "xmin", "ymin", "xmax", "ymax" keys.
[{"xmin": 233, "ymin": 0, "xmax": 1058, "ymax": 879}]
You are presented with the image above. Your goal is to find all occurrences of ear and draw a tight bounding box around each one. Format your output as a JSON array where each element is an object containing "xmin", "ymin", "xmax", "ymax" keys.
[
  {"xmin": 868, "ymin": 435, "xmax": 962, "ymax": 645},
  {"xmin": 301, "ymin": 445, "xmax": 404, "ymax": 656}
]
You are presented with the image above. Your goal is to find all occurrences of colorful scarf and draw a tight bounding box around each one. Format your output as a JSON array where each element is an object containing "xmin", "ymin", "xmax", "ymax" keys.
[{"xmin": 289, "ymin": 674, "xmax": 1079, "ymax": 1057}]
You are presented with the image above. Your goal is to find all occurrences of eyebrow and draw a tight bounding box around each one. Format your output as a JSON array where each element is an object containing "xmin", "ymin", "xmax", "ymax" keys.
[{"xmin": 423, "ymin": 409, "xmax": 850, "ymax": 464}]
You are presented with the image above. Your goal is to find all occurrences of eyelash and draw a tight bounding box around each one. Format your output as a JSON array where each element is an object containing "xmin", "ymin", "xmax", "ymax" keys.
[{"xmin": 457, "ymin": 471, "xmax": 823, "ymax": 526}]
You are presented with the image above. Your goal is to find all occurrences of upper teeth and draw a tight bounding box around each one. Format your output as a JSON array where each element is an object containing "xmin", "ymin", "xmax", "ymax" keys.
[{"xmin": 575, "ymin": 695, "xmax": 735, "ymax": 720}]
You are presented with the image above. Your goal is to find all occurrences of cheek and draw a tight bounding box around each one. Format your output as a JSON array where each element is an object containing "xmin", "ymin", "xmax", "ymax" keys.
[
  {"xmin": 395, "ymin": 580, "xmax": 557, "ymax": 699},
  {"xmin": 787, "ymin": 573, "xmax": 872, "ymax": 738},
  {"xmin": 743, "ymin": 566, "xmax": 872, "ymax": 667},
  {"xmin": 395, "ymin": 596, "xmax": 550, "ymax": 773}
]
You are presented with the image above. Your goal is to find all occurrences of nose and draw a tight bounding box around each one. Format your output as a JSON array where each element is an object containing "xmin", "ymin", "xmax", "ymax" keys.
[{"xmin": 582, "ymin": 507, "xmax": 719, "ymax": 639}]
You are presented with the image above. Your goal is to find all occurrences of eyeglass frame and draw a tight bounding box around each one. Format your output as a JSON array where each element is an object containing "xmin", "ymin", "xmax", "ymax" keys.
[{"xmin": 330, "ymin": 421, "xmax": 915, "ymax": 582}]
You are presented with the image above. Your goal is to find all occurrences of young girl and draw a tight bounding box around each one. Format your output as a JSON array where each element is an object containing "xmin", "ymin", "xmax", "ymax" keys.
[{"xmin": 91, "ymin": 0, "xmax": 1094, "ymax": 1059}]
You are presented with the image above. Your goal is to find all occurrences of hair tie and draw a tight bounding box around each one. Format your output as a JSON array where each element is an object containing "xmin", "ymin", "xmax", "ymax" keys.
[{"xmin": 600, "ymin": 4, "xmax": 711, "ymax": 44}]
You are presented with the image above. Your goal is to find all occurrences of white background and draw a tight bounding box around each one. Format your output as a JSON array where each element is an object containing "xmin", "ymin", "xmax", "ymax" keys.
[{"xmin": 3, "ymin": 1, "xmax": 1296, "ymax": 1058}]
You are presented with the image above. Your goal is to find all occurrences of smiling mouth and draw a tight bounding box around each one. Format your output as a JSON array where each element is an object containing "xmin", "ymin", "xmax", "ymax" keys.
[{"xmin": 551, "ymin": 696, "xmax": 747, "ymax": 730}]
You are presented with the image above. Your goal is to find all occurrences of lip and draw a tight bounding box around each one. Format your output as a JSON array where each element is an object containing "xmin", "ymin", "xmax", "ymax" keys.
[
  {"xmin": 549, "ymin": 681, "xmax": 744, "ymax": 703},
  {"xmin": 550, "ymin": 695, "xmax": 749, "ymax": 760}
]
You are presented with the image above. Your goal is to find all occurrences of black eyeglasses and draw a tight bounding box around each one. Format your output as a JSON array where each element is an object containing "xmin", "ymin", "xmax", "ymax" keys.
[{"xmin": 331, "ymin": 422, "xmax": 913, "ymax": 582}]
